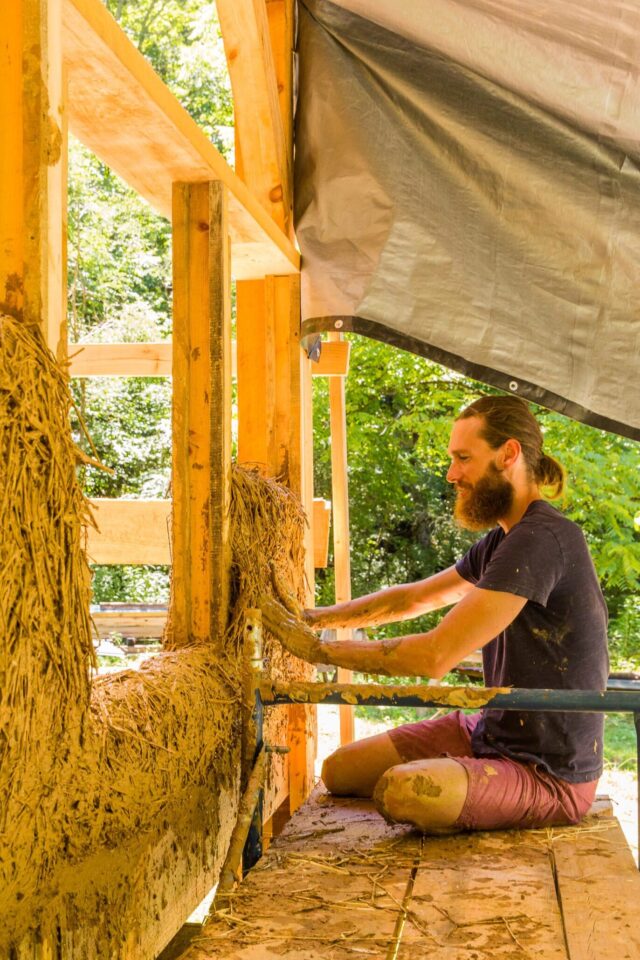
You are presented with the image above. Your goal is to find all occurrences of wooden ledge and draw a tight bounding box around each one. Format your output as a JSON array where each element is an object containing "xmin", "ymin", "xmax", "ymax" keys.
[{"xmin": 63, "ymin": 0, "xmax": 299, "ymax": 280}]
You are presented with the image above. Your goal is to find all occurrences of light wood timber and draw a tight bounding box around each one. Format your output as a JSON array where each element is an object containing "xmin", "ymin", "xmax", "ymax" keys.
[
  {"xmin": 552, "ymin": 816, "xmax": 640, "ymax": 959},
  {"xmin": 69, "ymin": 341, "xmax": 173, "ymax": 377},
  {"xmin": 0, "ymin": 0, "xmax": 66, "ymax": 355},
  {"xmin": 236, "ymin": 279, "xmax": 277, "ymax": 473},
  {"xmin": 170, "ymin": 182, "xmax": 232, "ymax": 648},
  {"xmin": 216, "ymin": 0, "xmax": 291, "ymax": 235},
  {"xmin": 68, "ymin": 339, "xmax": 337, "ymax": 379},
  {"xmin": 62, "ymin": 0, "xmax": 299, "ymax": 280},
  {"xmin": 313, "ymin": 498, "xmax": 331, "ymax": 568},
  {"xmin": 328, "ymin": 331, "xmax": 355, "ymax": 746},
  {"xmin": 85, "ymin": 496, "xmax": 330, "ymax": 569},
  {"xmin": 266, "ymin": 0, "xmax": 294, "ymax": 217},
  {"xmin": 92, "ymin": 609, "xmax": 165, "ymax": 639},
  {"xmin": 188, "ymin": 788, "xmax": 637, "ymax": 959},
  {"xmin": 313, "ymin": 339, "xmax": 351, "ymax": 376},
  {"xmin": 86, "ymin": 498, "xmax": 171, "ymax": 565}
]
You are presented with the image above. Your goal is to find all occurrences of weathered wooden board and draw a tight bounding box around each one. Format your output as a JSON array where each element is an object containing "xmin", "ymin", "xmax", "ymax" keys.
[
  {"xmin": 552, "ymin": 816, "xmax": 640, "ymax": 960},
  {"xmin": 185, "ymin": 791, "xmax": 421, "ymax": 959},
  {"xmin": 399, "ymin": 830, "xmax": 568, "ymax": 959},
  {"xmin": 176, "ymin": 788, "xmax": 638, "ymax": 960}
]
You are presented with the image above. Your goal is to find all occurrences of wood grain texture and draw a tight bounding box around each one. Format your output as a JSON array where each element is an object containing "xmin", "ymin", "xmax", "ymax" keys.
[
  {"xmin": 69, "ymin": 342, "xmax": 173, "ymax": 377},
  {"xmin": 86, "ymin": 498, "xmax": 171, "ymax": 564},
  {"xmin": 313, "ymin": 340, "xmax": 351, "ymax": 376},
  {"xmin": 0, "ymin": 0, "xmax": 66, "ymax": 352},
  {"xmin": 312, "ymin": 498, "xmax": 331, "ymax": 568},
  {"xmin": 236, "ymin": 279, "xmax": 277, "ymax": 473},
  {"xmin": 217, "ymin": 0, "xmax": 291, "ymax": 233},
  {"xmin": 328, "ymin": 333, "xmax": 355, "ymax": 746},
  {"xmin": 62, "ymin": 0, "xmax": 298, "ymax": 279},
  {"xmin": 552, "ymin": 816, "xmax": 640, "ymax": 960},
  {"xmin": 170, "ymin": 182, "xmax": 232, "ymax": 648}
]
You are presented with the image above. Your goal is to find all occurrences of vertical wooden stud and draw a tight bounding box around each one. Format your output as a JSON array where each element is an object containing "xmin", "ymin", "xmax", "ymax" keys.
[
  {"xmin": 236, "ymin": 279, "xmax": 277, "ymax": 474},
  {"xmin": 0, "ymin": 0, "xmax": 66, "ymax": 353},
  {"xmin": 170, "ymin": 181, "xmax": 232, "ymax": 648},
  {"xmin": 328, "ymin": 332, "xmax": 355, "ymax": 746}
]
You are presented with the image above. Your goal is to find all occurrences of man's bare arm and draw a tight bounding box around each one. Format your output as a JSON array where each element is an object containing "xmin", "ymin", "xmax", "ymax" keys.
[
  {"xmin": 263, "ymin": 587, "xmax": 526, "ymax": 679},
  {"xmin": 304, "ymin": 565, "xmax": 473, "ymax": 630}
]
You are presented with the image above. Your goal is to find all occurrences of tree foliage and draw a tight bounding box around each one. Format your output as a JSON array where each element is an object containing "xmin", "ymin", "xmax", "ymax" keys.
[{"xmin": 313, "ymin": 337, "xmax": 640, "ymax": 659}]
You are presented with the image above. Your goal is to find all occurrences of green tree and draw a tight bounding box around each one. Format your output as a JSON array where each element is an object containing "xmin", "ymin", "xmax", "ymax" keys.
[{"xmin": 314, "ymin": 337, "xmax": 640, "ymax": 663}]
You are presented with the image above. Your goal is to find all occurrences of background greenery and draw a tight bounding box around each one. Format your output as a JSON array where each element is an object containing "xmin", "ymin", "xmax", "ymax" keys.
[{"xmin": 74, "ymin": 2, "xmax": 639, "ymax": 681}]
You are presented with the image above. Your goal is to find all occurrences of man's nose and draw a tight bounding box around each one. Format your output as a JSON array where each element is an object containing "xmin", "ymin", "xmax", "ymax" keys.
[{"xmin": 446, "ymin": 463, "xmax": 459, "ymax": 484}]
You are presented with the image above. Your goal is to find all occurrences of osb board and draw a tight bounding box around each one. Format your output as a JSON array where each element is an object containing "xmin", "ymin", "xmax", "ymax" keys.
[{"xmin": 180, "ymin": 788, "xmax": 640, "ymax": 960}]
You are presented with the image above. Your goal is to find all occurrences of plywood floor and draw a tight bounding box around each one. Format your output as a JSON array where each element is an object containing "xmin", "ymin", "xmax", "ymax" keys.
[{"xmin": 179, "ymin": 787, "xmax": 640, "ymax": 960}]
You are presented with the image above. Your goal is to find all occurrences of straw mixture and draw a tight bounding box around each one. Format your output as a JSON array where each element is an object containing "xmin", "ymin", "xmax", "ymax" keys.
[{"xmin": 0, "ymin": 314, "xmax": 313, "ymax": 953}]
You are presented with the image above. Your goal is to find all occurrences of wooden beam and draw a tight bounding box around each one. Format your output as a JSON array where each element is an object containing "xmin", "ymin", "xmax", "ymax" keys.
[
  {"xmin": 91, "ymin": 609, "xmax": 166, "ymax": 639},
  {"xmin": 69, "ymin": 342, "xmax": 173, "ymax": 377},
  {"xmin": 266, "ymin": 1, "xmax": 294, "ymax": 212},
  {"xmin": 87, "ymin": 497, "xmax": 330, "ymax": 570},
  {"xmin": 217, "ymin": 0, "xmax": 291, "ymax": 234},
  {"xmin": 328, "ymin": 332, "xmax": 355, "ymax": 746},
  {"xmin": 68, "ymin": 340, "xmax": 339, "ymax": 379},
  {"xmin": 87, "ymin": 498, "xmax": 171, "ymax": 565},
  {"xmin": 313, "ymin": 498, "xmax": 331, "ymax": 569},
  {"xmin": 170, "ymin": 181, "xmax": 232, "ymax": 648},
  {"xmin": 62, "ymin": 0, "xmax": 299, "ymax": 280},
  {"xmin": 236, "ymin": 280, "xmax": 277, "ymax": 473},
  {"xmin": 0, "ymin": 0, "xmax": 66, "ymax": 351},
  {"xmin": 312, "ymin": 339, "xmax": 351, "ymax": 376}
]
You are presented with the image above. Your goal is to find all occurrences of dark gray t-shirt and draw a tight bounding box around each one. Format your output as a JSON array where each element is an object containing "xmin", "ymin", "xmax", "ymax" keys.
[{"xmin": 455, "ymin": 500, "xmax": 609, "ymax": 783}]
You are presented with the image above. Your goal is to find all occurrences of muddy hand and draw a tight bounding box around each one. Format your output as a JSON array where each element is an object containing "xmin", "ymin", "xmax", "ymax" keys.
[
  {"xmin": 260, "ymin": 595, "xmax": 325, "ymax": 663},
  {"xmin": 270, "ymin": 563, "xmax": 304, "ymax": 618}
]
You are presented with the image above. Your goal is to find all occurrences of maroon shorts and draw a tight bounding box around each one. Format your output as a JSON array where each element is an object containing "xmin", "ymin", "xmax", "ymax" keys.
[{"xmin": 387, "ymin": 711, "xmax": 598, "ymax": 831}]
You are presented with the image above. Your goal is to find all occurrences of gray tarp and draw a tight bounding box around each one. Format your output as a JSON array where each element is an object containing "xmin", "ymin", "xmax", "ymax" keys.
[{"xmin": 295, "ymin": 0, "xmax": 640, "ymax": 439}]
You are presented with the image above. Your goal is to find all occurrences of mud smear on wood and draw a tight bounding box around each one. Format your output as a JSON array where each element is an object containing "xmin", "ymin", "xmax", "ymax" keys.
[{"xmin": 0, "ymin": 315, "xmax": 312, "ymax": 954}]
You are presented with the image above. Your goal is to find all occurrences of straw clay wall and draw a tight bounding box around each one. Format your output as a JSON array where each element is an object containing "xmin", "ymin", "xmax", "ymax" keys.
[{"xmin": 0, "ymin": 315, "xmax": 312, "ymax": 958}]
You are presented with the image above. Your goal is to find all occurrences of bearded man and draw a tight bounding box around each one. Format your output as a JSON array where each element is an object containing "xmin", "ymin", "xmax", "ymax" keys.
[{"xmin": 297, "ymin": 395, "xmax": 609, "ymax": 834}]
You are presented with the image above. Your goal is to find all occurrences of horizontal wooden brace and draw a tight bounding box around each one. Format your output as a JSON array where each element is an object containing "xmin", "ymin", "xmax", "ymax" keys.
[
  {"xmin": 87, "ymin": 499, "xmax": 171, "ymax": 565},
  {"xmin": 68, "ymin": 342, "xmax": 345, "ymax": 378},
  {"xmin": 69, "ymin": 343, "xmax": 172, "ymax": 377},
  {"xmin": 63, "ymin": 0, "xmax": 299, "ymax": 280},
  {"xmin": 87, "ymin": 497, "xmax": 331, "ymax": 568},
  {"xmin": 313, "ymin": 340, "xmax": 351, "ymax": 376}
]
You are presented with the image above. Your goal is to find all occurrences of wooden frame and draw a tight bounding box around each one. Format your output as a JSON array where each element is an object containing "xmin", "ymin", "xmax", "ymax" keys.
[
  {"xmin": 216, "ymin": 0, "xmax": 291, "ymax": 234},
  {"xmin": 62, "ymin": 0, "xmax": 298, "ymax": 279},
  {"xmin": 328, "ymin": 332, "xmax": 355, "ymax": 745},
  {"xmin": 86, "ymin": 497, "xmax": 331, "ymax": 569},
  {"xmin": 2, "ymin": 0, "xmax": 323, "ymax": 952},
  {"xmin": 67, "ymin": 340, "xmax": 346, "ymax": 378},
  {"xmin": 169, "ymin": 181, "xmax": 232, "ymax": 647}
]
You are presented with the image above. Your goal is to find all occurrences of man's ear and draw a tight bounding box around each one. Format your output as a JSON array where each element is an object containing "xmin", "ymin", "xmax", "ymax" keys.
[{"xmin": 498, "ymin": 438, "xmax": 521, "ymax": 470}]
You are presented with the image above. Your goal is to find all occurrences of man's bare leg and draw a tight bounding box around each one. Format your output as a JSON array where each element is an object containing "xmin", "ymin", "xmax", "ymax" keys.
[
  {"xmin": 373, "ymin": 758, "xmax": 469, "ymax": 834},
  {"xmin": 321, "ymin": 732, "xmax": 406, "ymax": 797},
  {"xmin": 322, "ymin": 735, "xmax": 470, "ymax": 833}
]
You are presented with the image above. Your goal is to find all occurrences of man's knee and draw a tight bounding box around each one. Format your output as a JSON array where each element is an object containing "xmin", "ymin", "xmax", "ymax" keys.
[
  {"xmin": 372, "ymin": 759, "xmax": 469, "ymax": 834},
  {"xmin": 321, "ymin": 747, "xmax": 353, "ymax": 795},
  {"xmin": 321, "ymin": 732, "xmax": 405, "ymax": 798}
]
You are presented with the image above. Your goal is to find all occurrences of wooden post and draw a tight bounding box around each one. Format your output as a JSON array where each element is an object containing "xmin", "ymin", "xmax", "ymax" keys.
[
  {"xmin": 0, "ymin": 0, "xmax": 66, "ymax": 355},
  {"xmin": 328, "ymin": 332, "xmax": 355, "ymax": 746},
  {"xmin": 169, "ymin": 181, "xmax": 232, "ymax": 648},
  {"xmin": 236, "ymin": 279, "xmax": 277, "ymax": 474}
]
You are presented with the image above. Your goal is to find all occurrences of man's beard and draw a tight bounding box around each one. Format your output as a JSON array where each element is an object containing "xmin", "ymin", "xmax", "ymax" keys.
[{"xmin": 454, "ymin": 462, "xmax": 514, "ymax": 531}]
